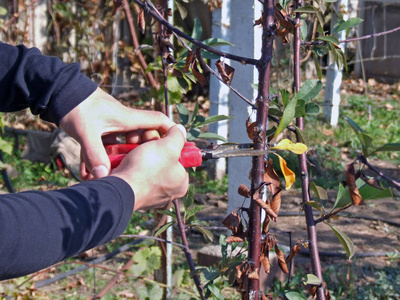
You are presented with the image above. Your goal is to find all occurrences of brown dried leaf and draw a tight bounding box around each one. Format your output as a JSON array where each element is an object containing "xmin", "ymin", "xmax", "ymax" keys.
[
  {"xmin": 238, "ymin": 184, "xmax": 251, "ymax": 197},
  {"xmin": 260, "ymin": 254, "xmax": 270, "ymax": 273},
  {"xmin": 195, "ymin": 48, "xmax": 209, "ymax": 74},
  {"xmin": 276, "ymin": 27, "xmax": 290, "ymax": 45},
  {"xmin": 222, "ymin": 211, "xmax": 241, "ymax": 234},
  {"xmin": 215, "ymin": 59, "xmax": 235, "ymax": 85},
  {"xmin": 275, "ymin": 8, "xmax": 295, "ymax": 31},
  {"xmin": 246, "ymin": 116, "xmax": 256, "ymax": 140},
  {"xmin": 184, "ymin": 50, "xmax": 195, "ymax": 72},
  {"xmin": 275, "ymin": 244, "xmax": 289, "ymax": 273},
  {"xmin": 171, "ymin": 68, "xmax": 183, "ymax": 78},
  {"xmin": 225, "ymin": 235, "xmax": 244, "ymax": 243},
  {"xmin": 264, "ymin": 159, "xmax": 280, "ymax": 190},
  {"xmin": 248, "ymin": 268, "xmax": 259, "ymax": 279},
  {"xmin": 262, "ymin": 216, "xmax": 271, "ymax": 233},
  {"xmin": 285, "ymin": 243, "xmax": 301, "ymax": 264},
  {"xmin": 254, "ymin": 15, "xmax": 263, "ymax": 27},
  {"xmin": 192, "ymin": 60, "xmax": 207, "ymax": 86},
  {"xmin": 270, "ymin": 187, "xmax": 282, "ymax": 216},
  {"xmin": 261, "ymin": 293, "xmax": 274, "ymax": 300},
  {"xmin": 137, "ymin": 9, "xmax": 146, "ymax": 34},
  {"xmin": 254, "ymin": 197, "xmax": 278, "ymax": 222},
  {"xmin": 360, "ymin": 172, "xmax": 383, "ymax": 190},
  {"xmin": 346, "ymin": 163, "xmax": 364, "ymax": 206},
  {"xmin": 265, "ymin": 234, "xmax": 277, "ymax": 251}
]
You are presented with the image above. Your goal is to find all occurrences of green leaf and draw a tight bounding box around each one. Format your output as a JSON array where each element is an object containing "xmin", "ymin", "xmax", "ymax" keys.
[
  {"xmin": 344, "ymin": 115, "xmax": 363, "ymax": 133},
  {"xmin": 359, "ymin": 182, "xmax": 392, "ymax": 200},
  {"xmin": 190, "ymin": 101, "xmax": 200, "ymax": 125},
  {"xmin": 0, "ymin": 6, "xmax": 7, "ymax": 16},
  {"xmin": 332, "ymin": 183, "xmax": 351, "ymax": 210},
  {"xmin": 0, "ymin": 137, "xmax": 13, "ymax": 154},
  {"xmin": 274, "ymin": 96, "xmax": 297, "ymax": 138},
  {"xmin": 201, "ymin": 114, "xmax": 234, "ymax": 126},
  {"xmin": 185, "ymin": 205, "xmax": 205, "ymax": 221},
  {"xmin": 294, "ymin": 6, "xmax": 324, "ymax": 26},
  {"xmin": 303, "ymin": 273, "xmax": 322, "ymax": 285},
  {"xmin": 197, "ymin": 132, "xmax": 228, "ymax": 142},
  {"xmin": 344, "ymin": 116, "xmax": 372, "ymax": 155},
  {"xmin": 285, "ymin": 291, "xmax": 307, "ymax": 300},
  {"xmin": 333, "ymin": 17, "xmax": 363, "ymax": 34},
  {"xmin": 207, "ymin": 283, "xmax": 224, "ymax": 300},
  {"xmin": 310, "ymin": 182, "xmax": 328, "ymax": 200},
  {"xmin": 192, "ymin": 18, "xmax": 203, "ymax": 40},
  {"xmin": 131, "ymin": 247, "xmax": 162, "ymax": 276},
  {"xmin": 174, "ymin": 0, "xmax": 188, "ymax": 19},
  {"xmin": 305, "ymin": 201, "xmax": 324, "ymax": 214},
  {"xmin": 147, "ymin": 283, "xmax": 164, "ymax": 300},
  {"xmin": 374, "ymin": 143, "xmax": 400, "ymax": 152},
  {"xmin": 203, "ymin": 267, "xmax": 220, "ymax": 281},
  {"xmin": 269, "ymin": 107, "xmax": 283, "ymax": 118},
  {"xmin": 327, "ymin": 223, "xmax": 355, "ymax": 259},
  {"xmin": 294, "ymin": 100, "xmax": 306, "ymax": 118},
  {"xmin": 313, "ymin": 53, "xmax": 322, "ymax": 80},
  {"xmin": 316, "ymin": 35, "xmax": 340, "ymax": 46},
  {"xmin": 194, "ymin": 225, "xmax": 214, "ymax": 242},
  {"xmin": 300, "ymin": 19, "xmax": 308, "ymax": 40},
  {"xmin": 297, "ymin": 79, "xmax": 323, "ymax": 102},
  {"xmin": 202, "ymin": 37, "xmax": 234, "ymax": 47},
  {"xmin": 176, "ymin": 103, "xmax": 190, "ymax": 125},
  {"xmin": 153, "ymin": 221, "xmax": 174, "ymax": 237},
  {"xmin": 280, "ymin": 89, "xmax": 291, "ymax": 107},
  {"xmin": 292, "ymin": 125, "xmax": 310, "ymax": 146},
  {"xmin": 188, "ymin": 127, "xmax": 201, "ymax": 140},
  {"xmin": 183, "ymin": 186, "xmax": 195, "ymax": 209},
  {"xmin": 157, "ymin": 209, "xmax": 177, "ymax": 219},
  {"xmin": 305, "ymin": 102, "xmax": 320, "ymax": 115}
]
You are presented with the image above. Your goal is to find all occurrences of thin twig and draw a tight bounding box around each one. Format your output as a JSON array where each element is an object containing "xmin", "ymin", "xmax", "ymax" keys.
[
  {"xmin": 132, "ymin": 0, "xmax": 259, "ymax": 65},
  {"xmin": 172, "ymin": 199, "xmax": 205, "ymax": 300},
  {"xmin": 302, "ymin": 25, "xmax": 400, "ymax": 47},
  {"xmin": 358, "ymin": 155, "xmax": 400, "ymax": 188},
  {"xmin": 314, "ymin": 203, "xmax": 353, "ymax": 224},
  {"xmin": 121, "ymin": 234, "xmax": 187, "ymax": 250}
]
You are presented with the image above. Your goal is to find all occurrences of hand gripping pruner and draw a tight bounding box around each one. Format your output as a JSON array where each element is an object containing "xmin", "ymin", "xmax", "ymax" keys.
[{"xmin": 105, "ymin": 142, "xmax": 271, "ymax": 169}]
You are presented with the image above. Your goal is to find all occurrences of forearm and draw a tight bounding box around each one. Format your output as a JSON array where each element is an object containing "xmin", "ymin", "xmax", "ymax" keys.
[
  {"xmin": 0, "ymin": 176, "xmax": 134, "ymax": 281},
  {"xmin": 0, "ymin": 41, "xmax": 97, "ymax": 124}
]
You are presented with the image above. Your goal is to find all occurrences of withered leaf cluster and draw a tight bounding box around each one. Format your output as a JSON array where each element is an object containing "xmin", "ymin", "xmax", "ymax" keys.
[
  {"xmin": 215, "ymin": 59, "xmax": 235, "ymax": 85},
  {"xmin": 184, "ymin": 49, "xmax": 209, "ymax": 86},
  {"xmin": 253, "ymin": 5, "xmax": 298, "ymax": 46},
  {"xmin": 222, "ymin": 210, "xmax": 246, "ymax": 243}
]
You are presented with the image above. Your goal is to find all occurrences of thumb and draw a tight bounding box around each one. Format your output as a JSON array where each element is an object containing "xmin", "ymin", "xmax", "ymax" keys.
[
  {"xmin": 80, "ymin": 136, "xmax": 111, "ymax": 178},
  {"xmin": 158, "ymin": 124, "xmax": 187, "ymax": 156}
]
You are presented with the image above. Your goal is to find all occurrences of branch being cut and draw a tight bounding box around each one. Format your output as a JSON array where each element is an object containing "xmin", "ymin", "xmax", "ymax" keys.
[{"xmin": 132, "ymin": 0, "xmax": 259, "ymax": 66}]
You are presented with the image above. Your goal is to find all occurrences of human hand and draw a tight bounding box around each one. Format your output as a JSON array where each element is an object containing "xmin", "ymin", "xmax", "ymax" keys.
[
  {"xmin": 59, "ymin": 87, "xmax": 175, "ymax": 179},
  {"xmin": 111, "ymin": 124, "xmax": 189, "ymax": 211}
]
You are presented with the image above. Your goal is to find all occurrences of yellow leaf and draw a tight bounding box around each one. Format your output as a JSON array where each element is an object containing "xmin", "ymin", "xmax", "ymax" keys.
[
  {"xmin": 271, "ymin": 139, "xmax": 308, "ymax": 154},
  {"xmin": 273, "ymin": 153, "xmax": 296, "ymax": 190}
]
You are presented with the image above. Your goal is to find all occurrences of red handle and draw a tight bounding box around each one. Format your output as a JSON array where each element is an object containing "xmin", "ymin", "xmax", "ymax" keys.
[{"xmin": 105, "ymin": 142, "xmax": 202, "ymax": 169}]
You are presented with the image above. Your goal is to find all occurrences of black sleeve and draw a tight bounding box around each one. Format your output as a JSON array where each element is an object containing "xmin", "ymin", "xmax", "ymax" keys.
[
  {"xmin": 0, "ymin": 41, "xmax": 98, "ymax": 125},
  {"xmin": 0, "ymin": 176, "xmax": 134, "ymax": 281}
]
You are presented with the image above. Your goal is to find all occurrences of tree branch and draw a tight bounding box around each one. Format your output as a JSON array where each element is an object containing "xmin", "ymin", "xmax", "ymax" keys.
[{"xmin": 131, "ymin": 0, "xmax": 259, "ymax": 65}]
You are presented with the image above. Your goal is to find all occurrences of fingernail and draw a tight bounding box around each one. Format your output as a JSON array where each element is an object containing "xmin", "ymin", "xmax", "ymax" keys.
[
  {"xmin": 92, "ymin": 165, "xmax": 109, "ymax": 178},
  {"xmin": 177, "ymin": 124, "xmax": 187, "ymax": 139}
]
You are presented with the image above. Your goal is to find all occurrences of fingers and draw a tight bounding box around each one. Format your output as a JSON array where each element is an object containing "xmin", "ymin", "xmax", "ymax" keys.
[{"xmin": 79, "ymin": 135, "xmax": 111, "ymax": 179}]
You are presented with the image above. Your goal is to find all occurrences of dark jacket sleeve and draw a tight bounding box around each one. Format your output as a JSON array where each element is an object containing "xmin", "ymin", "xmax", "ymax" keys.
[
  {"xmin": 0, "ymin": 176, "xmax": 134, "ymax": 281},
  {"xmin": 0, "ymin": 41, "xmax": 98, "ymax": 125}
]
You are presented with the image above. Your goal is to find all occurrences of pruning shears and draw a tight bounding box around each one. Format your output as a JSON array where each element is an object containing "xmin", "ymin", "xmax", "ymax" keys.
[{"xmin": 105, "ymin": 142, "xmax": 271, "ymax": 169}]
